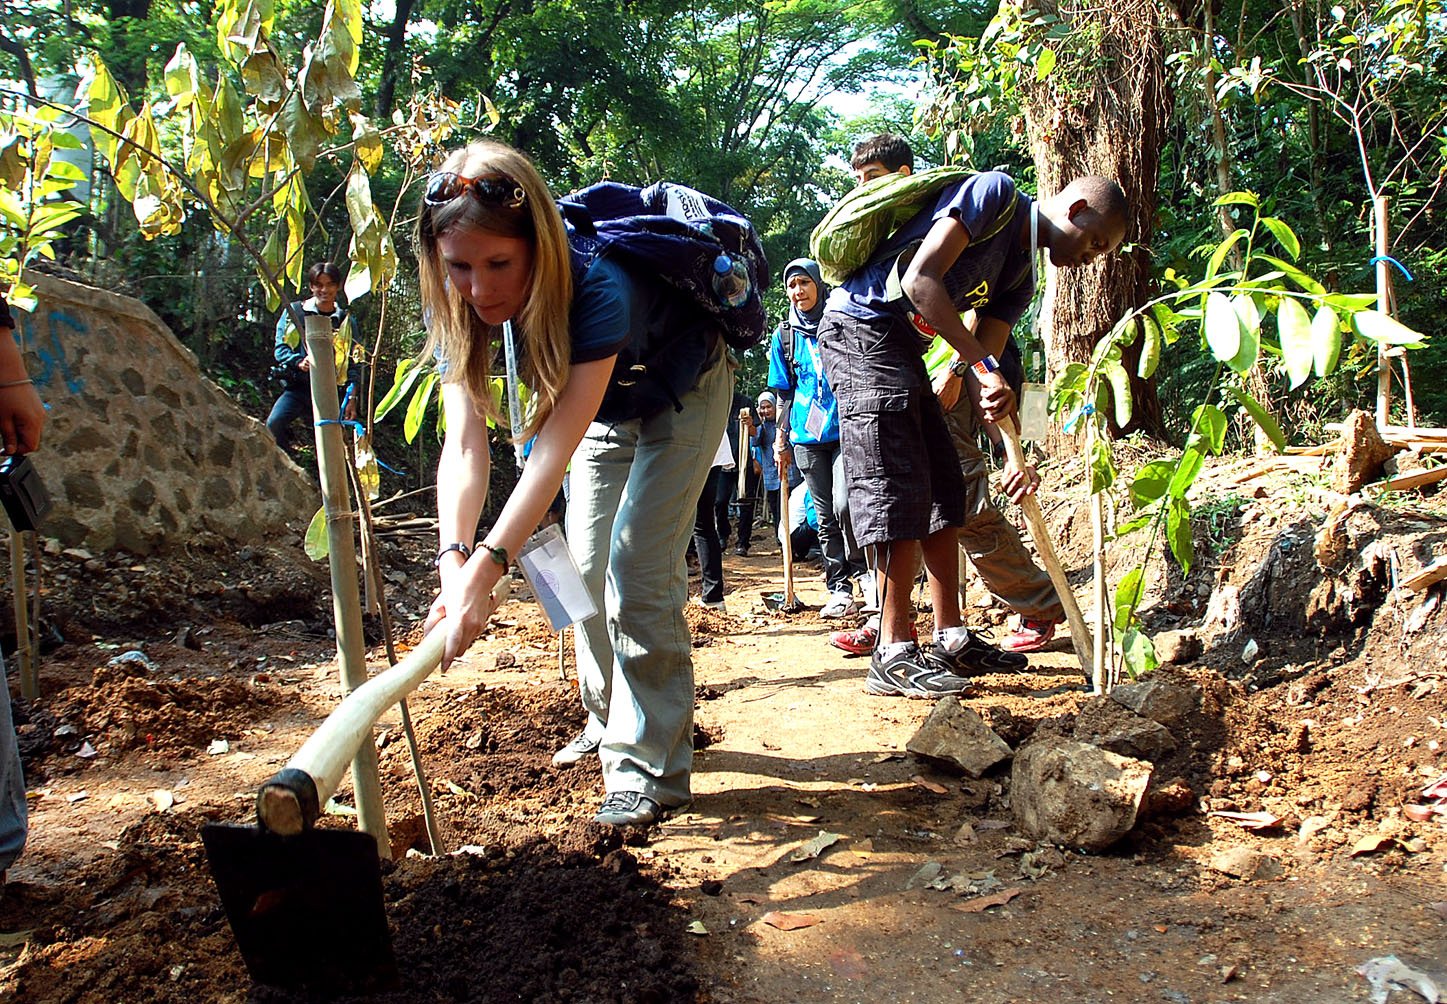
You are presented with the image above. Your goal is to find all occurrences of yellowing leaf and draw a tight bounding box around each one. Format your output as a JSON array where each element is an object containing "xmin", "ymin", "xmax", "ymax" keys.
[{"xmin": 304, "ymin": 506, "xmax": 329, "ymax": 560}]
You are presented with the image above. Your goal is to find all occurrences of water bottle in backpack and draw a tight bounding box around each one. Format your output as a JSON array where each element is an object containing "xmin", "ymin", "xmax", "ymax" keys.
[{"xmin": 711, "ymin": 252, "xmax": 751, "ymax": 308}]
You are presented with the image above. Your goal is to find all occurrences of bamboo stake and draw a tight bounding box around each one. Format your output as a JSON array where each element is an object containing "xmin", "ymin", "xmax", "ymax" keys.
[
  {"xmin": 998, "ymin": 424, "xmax": 1094, "ymax": 681},
  {"xmin": 9, "ymin": 527, "xmax": 35, "ymax": 700},
  {"xmin": 1088, "ymin": 423, "xmax": 1109, "ymax": 695},
  {"xmin": 1374, "ymin": 196, "xmax": 1392, "ymax": 428},
  {"xmin": 304, "ymin": 317, "xmax": 389, "ymax": 859}
]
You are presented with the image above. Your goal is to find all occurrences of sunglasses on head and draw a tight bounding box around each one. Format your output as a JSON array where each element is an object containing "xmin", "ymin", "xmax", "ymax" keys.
[{"xmin": 424, "ymin": 171, "xmax": 528, "ymax": 209}]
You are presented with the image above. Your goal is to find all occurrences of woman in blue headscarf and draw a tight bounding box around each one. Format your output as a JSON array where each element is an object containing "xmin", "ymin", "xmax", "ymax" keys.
[{"xmin": 767, "ymin": 258, "xmax": 865, "ymax": 620}]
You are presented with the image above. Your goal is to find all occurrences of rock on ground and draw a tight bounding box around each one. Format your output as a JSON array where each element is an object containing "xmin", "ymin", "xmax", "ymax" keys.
[
  {"xmin": 1109, "ymin": 677, "xmax": 1199, "ymax": 725},
  {"xmin": 907, "ymin": 697, "xmax": 1012, "ymax": 778},
  {"xmin": 1073, "ymin": 699, "xmax": 1179, "ymax": 762},
  {"xmin": 1011, "ymin": 738, "xmax": 1152, "ymax": 851}
]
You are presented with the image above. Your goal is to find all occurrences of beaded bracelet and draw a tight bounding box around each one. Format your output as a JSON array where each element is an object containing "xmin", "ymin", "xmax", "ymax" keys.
[{"xmin": 476, "ymin": 542, "xmax": 509, "ymax": 571}]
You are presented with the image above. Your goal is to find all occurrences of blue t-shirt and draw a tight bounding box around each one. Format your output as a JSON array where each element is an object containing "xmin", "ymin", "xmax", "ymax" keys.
[
  {"xmin": 568, "ymin": 256, "xmax": 634, "ymax": 363},
  {"xmin": 766, "ymin": 323, "xmax": 841, "ymax": 446},
  {"xmin": 828, "ymin": 171, "xmax": 1033, "ymax": 328}
]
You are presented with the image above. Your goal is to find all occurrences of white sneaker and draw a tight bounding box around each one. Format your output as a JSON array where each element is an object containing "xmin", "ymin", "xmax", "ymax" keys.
[
  {"xmin": 820, "ymin": 590, "xmax": 857, "ymax": 619},
  {"xmin": 551, "ymin": 732, "xmax": 600, "ymax": 767},
  {"xmin": 695, "ymin": 597, "xmax": 727, "ymax": 612}
]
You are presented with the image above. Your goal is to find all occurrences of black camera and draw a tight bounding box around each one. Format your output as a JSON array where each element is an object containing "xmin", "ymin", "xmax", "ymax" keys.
[{"xmin": 0, "ymin": 454, "xmax": 52, "ymax": 531}]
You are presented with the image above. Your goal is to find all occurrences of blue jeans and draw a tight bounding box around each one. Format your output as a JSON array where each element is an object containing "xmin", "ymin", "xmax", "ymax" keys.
[
  {"xmin": 566, "ymin": 345, "xmax": 733, "ymax": 807},
  {"xmin": 1, "ymin": 651, "xmax": 25, "ymax": 873},
  {"xmin": 266, "ymin": 383, "xmax": 312, "ymax": 452}
]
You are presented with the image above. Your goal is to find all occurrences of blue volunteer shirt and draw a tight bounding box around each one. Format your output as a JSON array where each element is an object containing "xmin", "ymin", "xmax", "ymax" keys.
[
  {"xmin": 828, "ymin": 171, "xmax": 1034, "ymax": 330},
  {"xmin": 568, "ymin": 256, "xmax": 634, "ymax": 363},
  {"xmin": 767, "ymin": 323, "xmax": 841, "ymax": 446}
]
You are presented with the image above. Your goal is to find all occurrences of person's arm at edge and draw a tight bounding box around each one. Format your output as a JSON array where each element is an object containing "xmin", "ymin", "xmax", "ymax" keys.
[
  {"xmin": 428, "ymin": 357, "xmax": 614, "ymax": 669},
  {"xmin": 902, "ymin": 216, "xmax": 1015, "ymax": 423},
  {"xmin": 0, "ymin": 317, "xmax": 44, "ymax": 454}
]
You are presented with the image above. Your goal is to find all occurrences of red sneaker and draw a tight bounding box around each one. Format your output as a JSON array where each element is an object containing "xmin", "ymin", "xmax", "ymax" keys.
[
  {"xmin": 830, "ymin": 620, "xmax": 916, "ymax": 657},
  {"xmin": 1000, "ymin": 618, "xmax": 1058, "ymax": 653}
]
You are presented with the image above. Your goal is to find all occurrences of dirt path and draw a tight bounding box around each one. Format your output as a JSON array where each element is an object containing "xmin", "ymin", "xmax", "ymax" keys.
[{"xmin": 3, "ymin": 505, "xmax": 1445, "ymax": 1002}]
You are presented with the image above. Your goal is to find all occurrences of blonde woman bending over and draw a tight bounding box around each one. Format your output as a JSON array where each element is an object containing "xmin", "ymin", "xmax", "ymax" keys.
[{"xmin": 418, "ymin": 141, "xmax": 733, "ymax": 827}]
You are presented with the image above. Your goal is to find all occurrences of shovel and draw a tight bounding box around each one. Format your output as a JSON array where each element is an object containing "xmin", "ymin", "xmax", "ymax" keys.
[
  {"xmin": 764, "ymin": 467, "xmax": 803, "ymax": 613},
  {"xmin": 202, "ymin": 579, "xmax": 509, "ymax": 991},
  {"xmin": 997, "ymin": 423, "xmax": 1094, "ymax": 681}
]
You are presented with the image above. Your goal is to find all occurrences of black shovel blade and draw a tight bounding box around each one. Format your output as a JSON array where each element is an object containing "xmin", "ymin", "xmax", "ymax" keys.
[{"xmin": 201, "ymin": 822, "xmax": 398, "ymax": 992}]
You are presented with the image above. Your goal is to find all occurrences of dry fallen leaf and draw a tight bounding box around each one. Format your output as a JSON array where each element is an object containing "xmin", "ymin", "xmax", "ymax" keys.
[
  {"xmin": 1403, "ymin": 804, "xmax": 1439, "ymax": 823},
  {"xmin": 149, "ymin": 789, "xmax": 174, "ymax": 812},
  {"xmin": 207, "ymin": 739, "xmax": 230, "ymax": 756},
  {"xmin": 1350, "ymin": 833, "xmax": 1398, "ymax": 857},
  {"xmin": 952, "ymin": 887, "xmax": 1022, "ymax": 913},
  {"xmin": 789, "ymin": 830, "xmax": 843, "ymax": 863},
  {"xmin": 1208, "ymin": 810, "xmax": 1281, "ymax": 830},
  {"xmin": 911, "ymin": 775, "xmax": 948, "ymax": 795},
  {"xmin": 761, "ymin": 910, "xmax": 821, "ymax": 931},
  {"xmin": 685, "ymin": 921, "xmax": 709, "ymax": 936}
]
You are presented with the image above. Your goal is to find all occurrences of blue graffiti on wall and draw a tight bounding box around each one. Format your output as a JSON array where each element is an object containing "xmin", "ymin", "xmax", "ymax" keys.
[{"xmin": 17, "ymin": 310, "xmax": 86, "ymax": 395}]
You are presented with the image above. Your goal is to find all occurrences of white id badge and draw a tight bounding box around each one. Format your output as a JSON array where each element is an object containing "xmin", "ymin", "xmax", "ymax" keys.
[
  {"xmin": 1019, "ymin": 382, "xmax": 1049, "ymax": 442},
  {"xmin": 803, "ymin": 397, "xmax": 828, "ymax": 441},
  {"xmin": 516, "ymin": 524, "xmax": 597, "ymax": 630}
]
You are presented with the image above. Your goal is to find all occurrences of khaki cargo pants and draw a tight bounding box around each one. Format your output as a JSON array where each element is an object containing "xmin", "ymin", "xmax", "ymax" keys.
[{"xmin": 943, "ymin": 396, "xmax": 1065, "ymax": 623}]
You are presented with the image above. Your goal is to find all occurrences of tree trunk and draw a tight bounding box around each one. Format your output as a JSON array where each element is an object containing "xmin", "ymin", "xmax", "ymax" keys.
[
  {"xmin": 1021, "ymin": 0, "xmax": 1170, "ymax": 440},
  {"xmin": 373, "ymin": 0, "xmax": 419, "ymax": 120}
]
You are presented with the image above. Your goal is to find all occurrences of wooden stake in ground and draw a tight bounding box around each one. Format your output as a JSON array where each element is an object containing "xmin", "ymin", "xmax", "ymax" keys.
[
  {"xmin": 304, "ymin": 317, "xmax": 389, "ymax": 859},
  {"xmin": 9, "ymin": 525, "xmax": 35, "ymax": 699},
  {"xmin": 998, "ymin": 424, "xmax": 1095, "ymax": 682}
]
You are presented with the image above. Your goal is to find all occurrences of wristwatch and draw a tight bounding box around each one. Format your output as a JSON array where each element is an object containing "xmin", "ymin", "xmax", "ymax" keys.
[{"xmin": 948, "ymin": 359, "xmax": 970, "ymax": 378}]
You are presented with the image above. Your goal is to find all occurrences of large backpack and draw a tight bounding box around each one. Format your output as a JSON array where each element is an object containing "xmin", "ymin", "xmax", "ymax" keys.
[
  {"xmin": 810, "ymin": 166, "xmax": 999, "ymax": 286},
  {"xmin": 558, "ymin": 181, "xmax": 769, "ymax": 351},
  {"xmin": 559, "ymin": 181, "xmax": 770, "ymax": 422}
]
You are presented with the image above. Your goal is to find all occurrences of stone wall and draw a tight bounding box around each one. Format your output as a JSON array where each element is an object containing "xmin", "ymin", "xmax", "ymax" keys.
[{"xmin": 15, "ymin": 274, "xmax": 315, "ymax": 554}]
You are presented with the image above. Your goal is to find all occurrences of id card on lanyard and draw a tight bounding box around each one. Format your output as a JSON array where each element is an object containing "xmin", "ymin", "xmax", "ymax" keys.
[{"xmin": 800, "ymin": 334, "xmax": 828, "ymax": 440}]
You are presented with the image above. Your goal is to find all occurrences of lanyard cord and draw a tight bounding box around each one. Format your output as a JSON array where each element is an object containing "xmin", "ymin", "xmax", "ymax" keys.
[{"xmin": 502, "ymin": 319, "xmax": 526, "ymax": 471}]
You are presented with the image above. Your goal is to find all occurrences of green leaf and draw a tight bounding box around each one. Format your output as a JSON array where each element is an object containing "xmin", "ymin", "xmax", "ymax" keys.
[
  {"xmin": 1277, "ymin": 296, "xmax": 1314, "ymax": 389},
  {"xmin": 375, "ymin": 358, "xmax": 425, "ymax": 421},
  {"xmin": 1253, "ymin": 254, "xmax": 1324, "ymax": 295},
  {"xmin": 1321, "ymin": 293, "xmax": 1378, "ymax": 312},
  {"xmin": 1103, "ymin": 357, "xmax": 1133, "ymax": 427},
  {"xmin": 1204, "ymin": 291, "xmax": 1242, "ymax": 365},
  {"xmin": 1225, "ymin": 386, "xmax": 1286, "ymax": 452},
  {"xmin": 1113, "ymin": 567, "xmax": 1144, "ymax": 632},
  {"xmin": 1166, "ymin": 497, "xmax": 1194, "ymax": 575},
  {"xmin": 303, "ymin": 506, "xmax": 329, "ymax": 561},
  {"xmin": 1168, "ymin": 445, "xmax": 1205, "ymax": 499},
  {"xmin": 1137, "ymin": 313, "xmax": 1162, "ymax": 378},
  {"xmin": 1205, "ymin": 229, "xmax": 1248, "ymax": 281},
  {"xmin": 1189, "ymin": 403, "xmax": 1228, "ymax": 455},
  {"xmin": 404, "ymin": 371, "xmax": 439, "ymax": 443},
  {"xmin": 1151, "ymin": 302, "xmax": 1183, "ymax": 344},
  {"xmin": 1130, "ymin": 460, "xmax": 1173, "ymax": 507},
  {"xmin": 1035, "ymin": 47, "xmax": 1057, "ymax": 80},
  {"xmin": 1311, "ymin": 306, "xmax": 1341, "ymax": 377},
  {"xmin": 1089, "ymin": 437, "xmax": 1115, "ymax": 494},
  {"xmin": 1121, "ymin": 628, "xmax": 1159, "ymax": 679},
  {"xmin": 1352, "ymin": 310, "xmax": 1427, "ymax": 348},
  {"xmin": 1214, "ymin": 191, "xmax": 1260, "ymax": 208},
  {"xmin": 1113, "ymin": 511, "xmax": 1154, "ymax": 538},
  {"xmin": 1227, "ymin": 295, "xmax": 1260, "ymax": 372},
  {"xmin": 1257, "ymin": 217, "xmax": 1301, "ymax": 261}
]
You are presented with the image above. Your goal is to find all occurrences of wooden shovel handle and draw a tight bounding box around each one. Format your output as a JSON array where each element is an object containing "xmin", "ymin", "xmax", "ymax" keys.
[
  {"xmin": 737, "ymin": 419, "xmax": 748, "ymax": 498},
  {"xmin": 997, "ymin": 423, "xmax": 1094, "ymax": 678},
  {"xmin": 258, "ymin": 578, "xmax": 511, "ymax": 835},
  {"xmin": 778, "ymin": 472, "xmax": 795, "ymax": 605}
]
